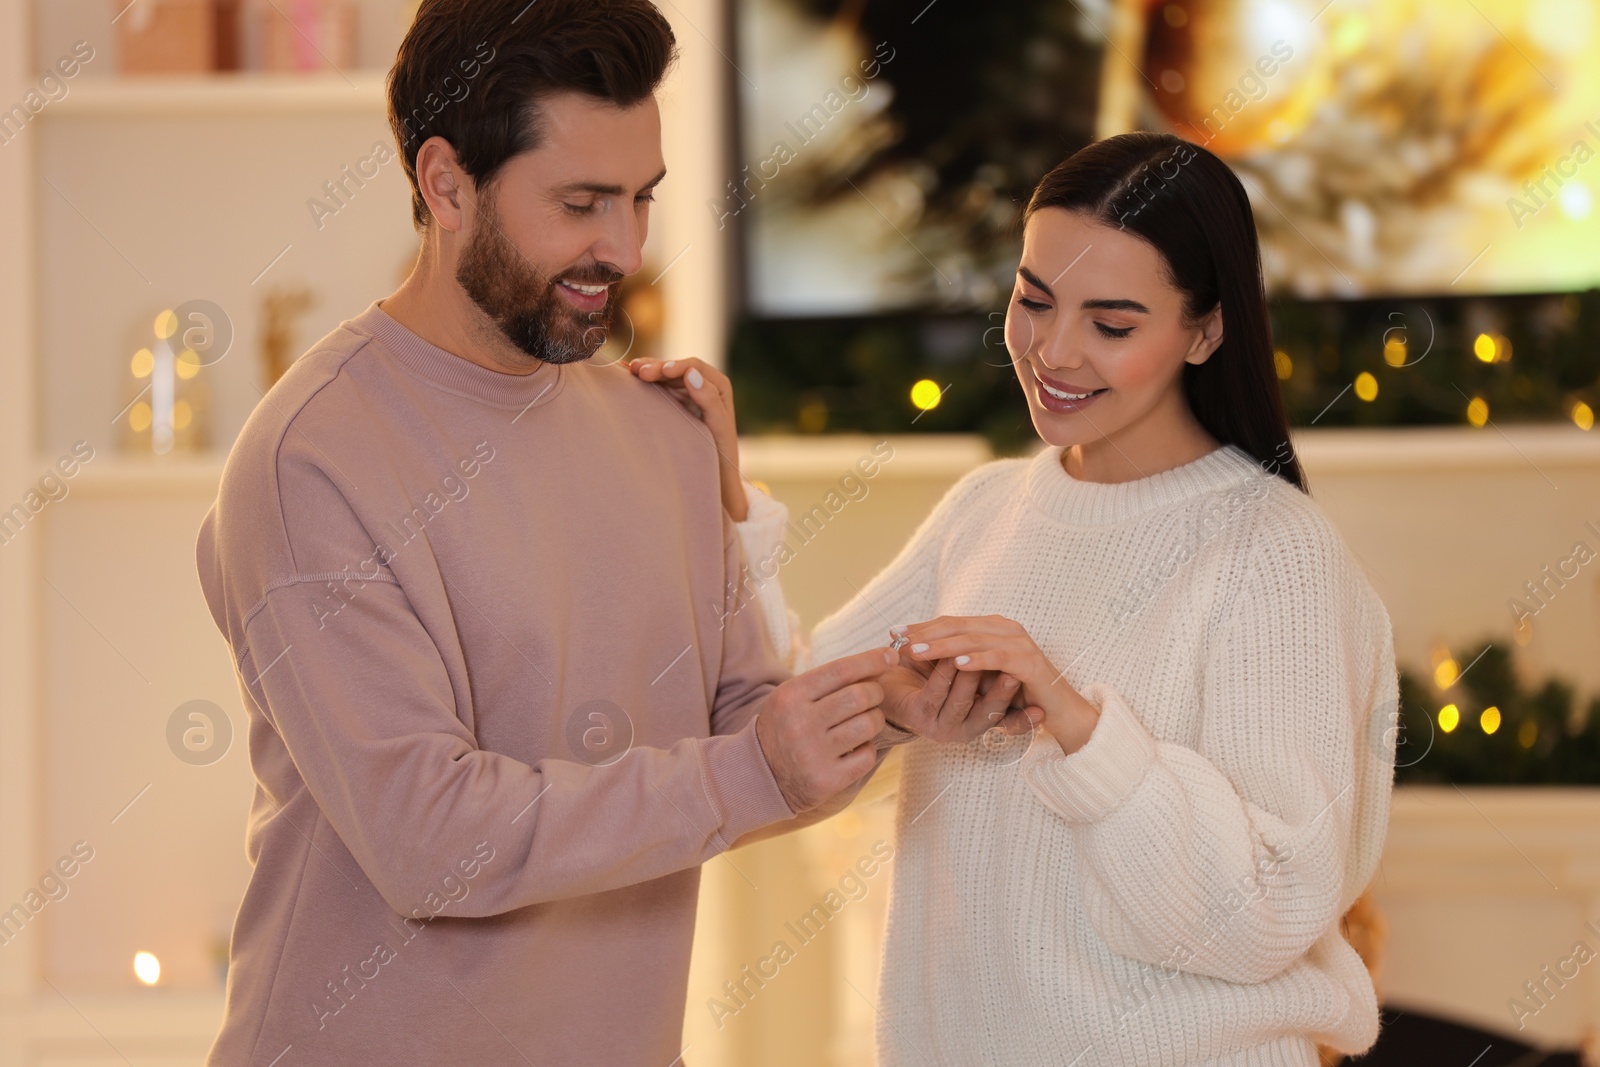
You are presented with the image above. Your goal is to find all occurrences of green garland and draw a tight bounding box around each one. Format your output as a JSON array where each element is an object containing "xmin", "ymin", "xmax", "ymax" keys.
[{"xmin": 1393, "ymin": 642, "xmax": 1600, "ymax": 785}]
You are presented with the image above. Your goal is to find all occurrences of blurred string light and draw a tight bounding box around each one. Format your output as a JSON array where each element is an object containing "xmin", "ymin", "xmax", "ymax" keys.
[
  {"xmin": 1383, "ymin": 336, "xmax": 1407, "ymax": 367},
  {"xmin": 1559, "ymin": 181, "xmax": 1592, "ymax": 220},
  {"xmin": 1480, "ymin": 705, "xmax": 1502, "ymax": 735},
  {"xmin": 1467, "ymin": 396, "xmax": 1489, "ymax": 427},
  {"xmin": 133, "ymin": 950, "xmax": 160, "ymax": 985},
  {"xmin": 1572, "ymin": 401, "xmax": 1594, "ymax": 431},
  {"xmin": 1433, "ymin": 652, "xmax": 1459, "ymax": 689},
  {"xmin": 1354, "ymin": 371, "xmax": 1377, "ymax": 401},
  {"xmin": 1438, "ymin": 703, "xmax": 1460, "ymax": 733},
  {"xmin": 910, "ymin": 379, "xmax": 943, "ymax": 412},
  {"xmin": 1274, "ymin": 349, "xmax": 1292, "ymax": 379},
  {"xmin": 1519, "ymin": 720, "xmax": 1539, "ymax": 749},
  {"xmin": 1470, "ymin": 333, "xmax": 1511, "ymax": 364}
]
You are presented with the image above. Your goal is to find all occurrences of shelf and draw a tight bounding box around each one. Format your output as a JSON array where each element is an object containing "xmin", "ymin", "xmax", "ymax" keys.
[
  {"xmin": 1291, "ymin": 423, "xmax": 1600, "ymax": 472},
  {"xmin": 47, "ymin": 73, "xmax": 388, "ymax": 118},
  {"xmin": 40, "ymin": 425, "xmax": 1600, "ymax": 499},
  {"xmin": 55, "ymin": 454, "xmax": 226, "ymax": 497}
]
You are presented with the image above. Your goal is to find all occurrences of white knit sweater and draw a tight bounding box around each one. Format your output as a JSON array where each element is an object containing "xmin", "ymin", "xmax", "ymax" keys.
[{"xmin": 736, "ymin": 442, "xmax": 1397, "ymax": 1067}]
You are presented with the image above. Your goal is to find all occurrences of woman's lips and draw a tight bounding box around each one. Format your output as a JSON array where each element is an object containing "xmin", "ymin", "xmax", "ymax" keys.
[{"xmin": 1032, "ymin": 369, "xmax": 1108, "ymax": 414}]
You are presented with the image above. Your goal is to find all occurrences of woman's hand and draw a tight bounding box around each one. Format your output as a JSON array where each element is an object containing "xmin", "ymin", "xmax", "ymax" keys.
[
  {"xmin": 877, "ymin": 646, "xmax": 1042, "ymax": 744},
  {"xmin": 628, "ymin": 357, "xmax": 748, "ymax": 521},
  {"xmin": 896, "ymin": 616, "xmax": 1101, "ymax": 754}
]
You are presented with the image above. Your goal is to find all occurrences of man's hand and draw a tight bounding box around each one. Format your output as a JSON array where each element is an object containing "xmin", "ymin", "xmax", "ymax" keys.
[
  {"xmin": 754, "ymin": 646, "xmax": 897, "ymax": 812},
  {"xmin": 879, "ymin": 648, "xmax": 1042, "ymax": 743}
]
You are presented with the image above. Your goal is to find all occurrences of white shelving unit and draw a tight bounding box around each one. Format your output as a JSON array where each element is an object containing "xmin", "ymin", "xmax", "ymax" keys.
[
  {"xmin": 51, "ymin": 72, "xmax": 388, "ymax": 116},
  {"xmin": 0, "ymin": 0, "xmax": 742, "ymax": 1062}
]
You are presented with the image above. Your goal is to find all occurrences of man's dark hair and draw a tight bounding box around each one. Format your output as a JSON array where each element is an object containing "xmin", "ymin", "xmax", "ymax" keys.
[{"xmin": 387, "ymin": 0, "xmax": 678, "ymax": 230}]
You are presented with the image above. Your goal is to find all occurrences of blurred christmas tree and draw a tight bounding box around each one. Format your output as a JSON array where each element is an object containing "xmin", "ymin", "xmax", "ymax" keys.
[
  {"xmin": 729, "ymin": 288, "xmax": 1600, "ymax": 454},
  {"xmin": 1393, "ymin": 641, "xmax": 1600, "ymax": 785}
]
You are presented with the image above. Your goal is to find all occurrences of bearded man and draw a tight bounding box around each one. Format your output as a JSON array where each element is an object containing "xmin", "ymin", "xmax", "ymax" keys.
[{"xmin": 194, "ymin": 1, "xmax": 925, "ymax": 1061}]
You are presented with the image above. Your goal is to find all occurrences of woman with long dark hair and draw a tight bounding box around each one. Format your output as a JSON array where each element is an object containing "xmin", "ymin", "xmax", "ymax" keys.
[{"xmin": 633, "ymin": 131, "xmax": 1396, "ymax": 1065}]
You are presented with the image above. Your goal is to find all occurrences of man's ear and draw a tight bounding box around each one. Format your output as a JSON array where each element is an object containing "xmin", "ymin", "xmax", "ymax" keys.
[
  {"xmin": 1186, "ymin": 303, "xmax": 1224, "ymax": 366},
  {"xmin": 414, "ymin": 136, "xmax": 468, "ymax": 233}
]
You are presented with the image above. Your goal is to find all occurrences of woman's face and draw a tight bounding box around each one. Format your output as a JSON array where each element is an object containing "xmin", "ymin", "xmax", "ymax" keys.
[{"xmin": 1004, "ymin": 207, "xmax": 1223, "ymax": 451}]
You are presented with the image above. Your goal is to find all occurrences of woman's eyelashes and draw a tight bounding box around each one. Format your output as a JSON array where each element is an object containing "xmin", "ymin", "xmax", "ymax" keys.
[{"xmin": 1014, "ymin": 293, "xmax": 1133, "ymax": 338}]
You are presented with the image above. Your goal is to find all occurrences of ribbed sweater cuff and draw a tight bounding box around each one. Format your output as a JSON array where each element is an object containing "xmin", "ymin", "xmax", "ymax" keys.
[
  {"xmin": 738, "ymin": 478, "xmax": 789, "ymax": 549},
  {"xmin": 1020, "ymin": 682, "xmax": 1156, "ymax": 823},
  {"xmin": 701, "ymin": 717, "xmax": 797, "ymax": 845}
]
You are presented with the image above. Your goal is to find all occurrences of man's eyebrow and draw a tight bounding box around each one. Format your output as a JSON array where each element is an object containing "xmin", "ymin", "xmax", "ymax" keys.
[
  {"xmin": 553, "ymin": 168, "xmax": 668, "ymax": 197},
  {"xmin": 1018, "ymin": 268, "xmax": 1150, "ymax": 314}
]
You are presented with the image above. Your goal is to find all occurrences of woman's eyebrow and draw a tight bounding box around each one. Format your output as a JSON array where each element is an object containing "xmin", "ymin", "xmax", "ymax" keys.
[
  {"xmin": 1081, "ymin": 297, "xmax": 1150, "ymax": 314},
  {"xmin": 1018, "ymin": 268, "xmax": 1150, "ymax": 314},
  {"xmin": 1017, "ymin": 266, "xmax": 1054, "ymax": 297}
]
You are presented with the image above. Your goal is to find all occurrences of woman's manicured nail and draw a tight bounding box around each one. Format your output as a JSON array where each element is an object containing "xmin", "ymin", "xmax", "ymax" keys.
[
  {"xmin": 911, "ymin": 643, "xmax": 929, "ymax": 654},
  {"xmin": 1003, "ymin": 676, "xmax": 1018, "ymax": 688},
  {"xmin": 686, "ymin": 368, "xmax": 704, "ymax": 389},
  {"xmin": 889, "ymin": 624, "xmax": 908, "ymax": 636},
  {"xmin": 664, "ymin": 360, "xmax": 676, "ymax": 369},
  {"xmin": 1028, "ymin": 709, "xmax": 1043, "ymax": 725},
  {"xmin": 955, "ymin": 655, "xmax": 971, "ymax": 666}
]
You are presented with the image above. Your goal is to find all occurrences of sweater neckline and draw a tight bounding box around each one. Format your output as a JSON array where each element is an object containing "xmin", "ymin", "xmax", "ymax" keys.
[
  {"xmin": 1024, "ymin": 441, "xmax": 1265, "ymax": 526},
  {"xmin": 353, "ymin": 300, "xmax": 566, "ymax": 412}
]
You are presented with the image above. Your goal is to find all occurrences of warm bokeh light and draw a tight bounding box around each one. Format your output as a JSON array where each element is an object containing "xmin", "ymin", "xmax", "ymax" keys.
[
  {"xmin": 130, "ymin": 348, "xmax": 154, "ymax": 378},
  {"xmin": 1473, "ymin": 333, "xmax": 1496, "ymax": 362},
  {"xmin": 1466, "ymin": 397, "xmax": 1489, "ymax": 427},
  {"xmin": 153, "ymin": 310, "xmax": 178, "ymax": 340},
  {"xmin": 910, "ymin": 379, "xmax": 943, "ymax": 411},
  {"xmin": 1383, "ymin": 338, "xmax": 1406, "ymax": 366},
  {"xmin": 1480, "ymin": 706, "xmax": 1501, "ymax": 735},
  {"xmin": 1354, "ymin": 372, "xmax": 1378, "ymax": 401},
  {"xmin": 128, "ymin": 402, "xmax": 153, "ymax": 433},
  {"xmin": 1434, "ymin": 657, "xmax": 1458, "ymax": 688},
  {"xmin": 133, "ymin": 951, "xmax": 161, "ymax": 985},
  {"xmin": 175, "ymin": 348, "xmax": 201, "ymax": 380},
  {"xmin": 1274, "ymin": 350, "xmax": 1292, "ymax": 379},
  {"xmin": 1519, "ymin": 720, "xmax": 1538, "ymax": 749},
  {"xmin": 1573, "ymin": 401, "xmax": 1594, "ymax": 431},
  {"xmin": 174, "ymin": 400, "xmax": 193, "ymax": 431},
  {"xmin": 797, "ymin": 398, "xmax": 827, "ymax": 432},
  {"xmin": 1439, "ymin": 704, "xmax": 1460, "ymax": 733}
]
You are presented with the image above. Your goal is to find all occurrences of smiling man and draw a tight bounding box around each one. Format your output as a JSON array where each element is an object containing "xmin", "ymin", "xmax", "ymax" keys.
[{"xmin": 195, "ymin": 1, "xmax": 911, "ymax": 1063}]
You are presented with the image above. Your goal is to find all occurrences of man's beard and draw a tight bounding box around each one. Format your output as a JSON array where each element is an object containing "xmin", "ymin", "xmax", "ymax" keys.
[{"xmin": 455, "ymin": 192, "xmax": 622, "ymax": 365}]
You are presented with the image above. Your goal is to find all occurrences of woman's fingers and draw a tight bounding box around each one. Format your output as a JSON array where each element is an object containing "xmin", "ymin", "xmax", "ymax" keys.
[
  {"xmin": 906, "ymin": 638, "xmax": 1018, "ymax": 675},
  {"xmin": 629, "ymin": 356, "xmax": 746, "ymax": 517},
  {"xmin": 893, "ymin": 615, "xmax": 1019, "ymax": 643}
]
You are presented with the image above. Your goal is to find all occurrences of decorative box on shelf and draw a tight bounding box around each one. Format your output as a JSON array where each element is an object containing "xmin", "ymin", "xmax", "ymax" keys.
[
  {"xmin": 256, "ymin": 0, "xmax": 359, "ymax": 73},
  {"xmin": 116, "ymin": 0, "xmax": 241, "ymax": 74}
]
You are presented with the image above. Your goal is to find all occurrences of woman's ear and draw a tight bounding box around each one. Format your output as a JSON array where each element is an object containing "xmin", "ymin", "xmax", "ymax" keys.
[{"xmin": 1185, "ymin": 303, "xmax": 1224, "ymax": 366}]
